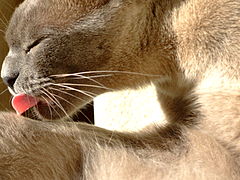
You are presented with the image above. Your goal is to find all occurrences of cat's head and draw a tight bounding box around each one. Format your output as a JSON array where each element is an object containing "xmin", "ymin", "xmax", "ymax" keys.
[{"xmin": 1, "ymin": 0, "xmax": 177, "ymax": 120}]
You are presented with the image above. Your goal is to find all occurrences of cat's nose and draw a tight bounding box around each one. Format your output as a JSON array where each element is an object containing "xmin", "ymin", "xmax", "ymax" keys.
[
  {"xmin": 2, "ymin": 73, "xmax": 19, "ymax": 90},
  {"xmin": 1, "ymin": 53, "xmax": 20, "ymax": 90}
]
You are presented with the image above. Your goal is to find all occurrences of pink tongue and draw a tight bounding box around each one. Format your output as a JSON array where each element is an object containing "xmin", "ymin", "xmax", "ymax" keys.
[{"xmin": 12, "ymin": 94, "xmax": 39, "ymax": 115}]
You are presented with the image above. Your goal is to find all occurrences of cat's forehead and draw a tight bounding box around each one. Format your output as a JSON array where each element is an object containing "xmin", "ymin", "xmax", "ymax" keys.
[
  {"xmin": 17, "ymin": 0, "xmax": 112, "ymax": 22},
  {"xmin": 31, "ymin": 0, "xmax": 111, "ymax": 23},
  {"xmin": 22, "ymin": 0, "xmax": 111, "ymax": 13},
  {"xmin": 6, "ymin": 0, "xmax": 112, "ymax": 42}
]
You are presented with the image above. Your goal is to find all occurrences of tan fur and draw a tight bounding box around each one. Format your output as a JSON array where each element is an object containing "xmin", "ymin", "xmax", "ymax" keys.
[{"xmin": 1, "ymin": 0, "xmax": 240, "ymax": 179}]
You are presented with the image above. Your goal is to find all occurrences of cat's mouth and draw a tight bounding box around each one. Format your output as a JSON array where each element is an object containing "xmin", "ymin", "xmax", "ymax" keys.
[
  {"xmin": 11, "ymin": 93, "xmax": 95, "ymax": 123},
  {"xmin": 12, "ymin": 94, "xmax": 49, "ymax": 115}
]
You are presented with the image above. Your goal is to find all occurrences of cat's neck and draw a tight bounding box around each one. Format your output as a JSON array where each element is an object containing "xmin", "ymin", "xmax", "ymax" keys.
[
  {"xmin": 155, "ymin": 67, "xmax": 240, "ymax": 163},
  {"xmin": 196, "ymin": 70, "xmax": 240, "ymax": 163}
]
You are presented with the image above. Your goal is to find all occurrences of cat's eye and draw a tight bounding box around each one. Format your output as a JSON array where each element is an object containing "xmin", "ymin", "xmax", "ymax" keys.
[{"xmin": 25, "ymin": 37, "xmax": 45, "ymax": 54}]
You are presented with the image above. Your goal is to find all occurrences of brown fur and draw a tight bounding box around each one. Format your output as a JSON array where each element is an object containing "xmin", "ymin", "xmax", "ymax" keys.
[{"xmin": 1, "ymin": 0, "xmax": 240, "ymax": 179}]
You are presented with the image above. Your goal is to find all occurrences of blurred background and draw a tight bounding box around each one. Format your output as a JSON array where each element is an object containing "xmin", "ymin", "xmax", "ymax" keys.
[{"xmin": 0, "ymin": 0, "xmax": 23, "ymax": 111}]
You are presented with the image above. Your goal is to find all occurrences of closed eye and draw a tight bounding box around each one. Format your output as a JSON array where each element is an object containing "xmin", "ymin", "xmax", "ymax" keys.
[{"xmin": 25, "ymin": 37, "xmax": 46, "ymax": 54}]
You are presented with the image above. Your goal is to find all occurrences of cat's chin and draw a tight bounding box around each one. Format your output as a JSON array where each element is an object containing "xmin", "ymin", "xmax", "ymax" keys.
[
  {"xmin": 19, "ymin": 103, "xmax": 62, "ymax": 121},
  {"xmin": 32, "ymin": 101, "xmax": 72, "ymax": 121},
  {"xmin": 33, "ymin": 102, "xmax": 61, "ymax": 121}
]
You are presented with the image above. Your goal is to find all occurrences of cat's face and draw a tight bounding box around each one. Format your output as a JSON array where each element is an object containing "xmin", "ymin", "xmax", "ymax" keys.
[{"xmin": 1, "ymin": 0, "xmax": 175, "ymax": 120}]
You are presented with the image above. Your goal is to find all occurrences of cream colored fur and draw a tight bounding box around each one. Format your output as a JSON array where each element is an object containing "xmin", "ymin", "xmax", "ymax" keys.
[{"xmin": 94, "ymin": 84, "xmax": 166, "ymax": 131}]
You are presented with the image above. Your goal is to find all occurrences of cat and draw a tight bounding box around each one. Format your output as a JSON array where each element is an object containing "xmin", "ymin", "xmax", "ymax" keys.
[{"xmin": 0, "ymin": 0, "xmax": 240, "ymax": 179}]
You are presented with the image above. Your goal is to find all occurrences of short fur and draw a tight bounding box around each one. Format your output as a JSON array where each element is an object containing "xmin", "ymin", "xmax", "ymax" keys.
[{"xmin": 1, "ymin": 0, "xmax": 240, "ymax": 179}]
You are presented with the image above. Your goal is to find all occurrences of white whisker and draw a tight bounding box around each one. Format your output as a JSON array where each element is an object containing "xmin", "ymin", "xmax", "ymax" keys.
[
  {"xmin": 44, "ymin": 88, "xmax": 71, "ymax": 119},
  {"xmin": 1, "ymin": 0, "xmax": 15, "ymax": 10},
  {"xmin": 76, "ymin": 74, "xmax": 113, "ymax": 79},
  {"xmin": 65, "ymin": 74, "xmax": 113, "ymax": 87},
  {"xmin": 51, "ymin": 74, "xmax": 111, "ymax": 88},
  {"xmin": 0, "ymin": 8, "xmax": 8, "ymax": 23},
  {"xmin": 0, "ymin": 88, "xmax": 8, "ymax": 96},
  {"xmin": 41, "ymin": 88, "xmax": 71, "ymax": 119},
  {"xmin": 50, "ymin": 92, "xmax": 77, "ymax": 108},
  {"xmin": 40, "ymin": 94, "xmax": 53, "ymax": 120},
  {"xmin": 48, "ymin": 87, "xmax": 93, "ymax": 124},
  {"xmin": 49, "ymin": 91, "xmax": 80, "ymax": 122},
  {"xmin": 0, "ymin": 9, "xmax": 8, "ymax": 27},
  {"xmin": 49, "ymin": 87, "xmax": 87, "ymax": 102},
  {"xmin": 0, "ymin": 29, "xmax": 5, "ymax": 35},
  {"xmin": 78, "ymin": 110, "xmax": 93, "ymax": 124},
  {"xmin": 49, "ymin": 84, "xmax": 96, "ymax": 99},
  {"xmin": 0, "ymin": 18, "xmax": 7, "ymax": 29},
  {"xmin": 58, "ymin": 83, "xmax": 113, "ymax": 91},
  {"xmin": 51, "ymin": 70, "xmax": 161, "ymax": 77}
]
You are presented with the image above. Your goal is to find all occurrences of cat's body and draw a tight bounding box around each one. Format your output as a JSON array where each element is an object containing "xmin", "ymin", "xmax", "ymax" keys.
[
  {"xmin": 0, "ymin": 112, "xmax": 239, "ymax": 179},
  {"xmin": 1, "ymin": 0, "xmax": 240, "ymax": 179}
]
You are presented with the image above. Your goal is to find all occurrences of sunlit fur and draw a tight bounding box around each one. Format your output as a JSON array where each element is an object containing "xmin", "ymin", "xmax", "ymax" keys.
[{"xmin": 1, "ymin": 0, "xmax": 240, "ymax": 179}]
